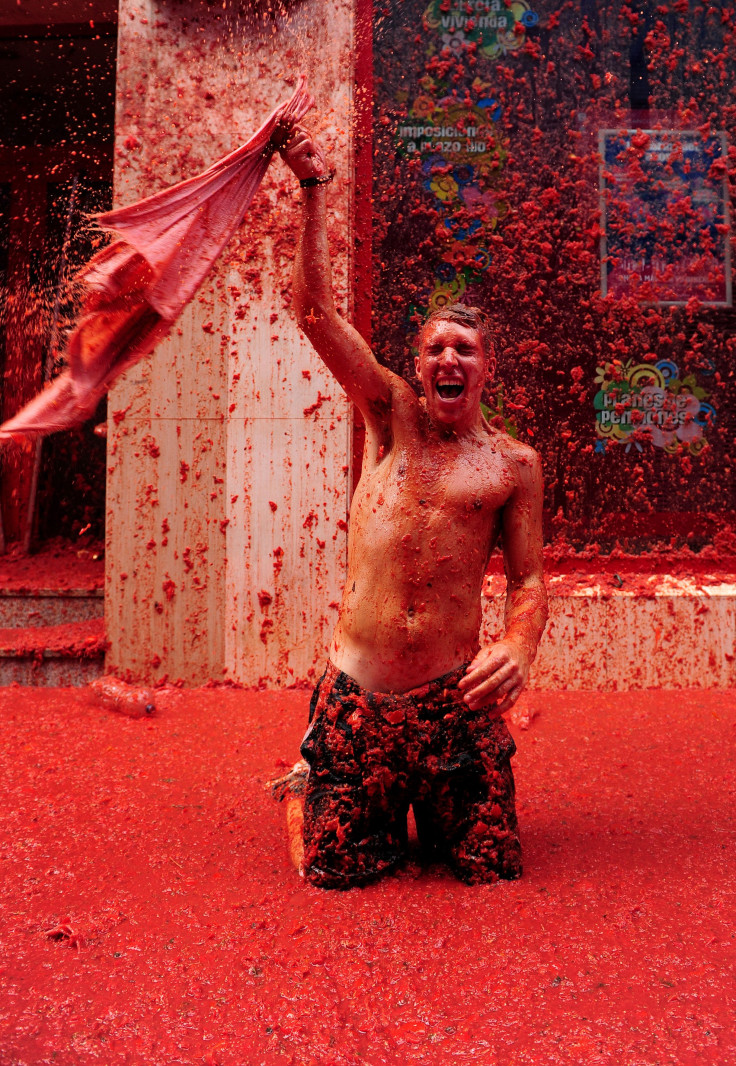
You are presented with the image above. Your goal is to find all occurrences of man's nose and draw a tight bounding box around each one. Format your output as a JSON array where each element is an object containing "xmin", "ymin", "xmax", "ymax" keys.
[{"xmin": 438, "ymin": 346, "xmax": 459, "ymax": 365}]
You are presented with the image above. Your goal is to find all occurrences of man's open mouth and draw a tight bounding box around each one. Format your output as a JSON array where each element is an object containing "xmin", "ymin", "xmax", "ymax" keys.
[{"xmin": 435, "ymin": 382, "xmax": 465, "ymax": 399}]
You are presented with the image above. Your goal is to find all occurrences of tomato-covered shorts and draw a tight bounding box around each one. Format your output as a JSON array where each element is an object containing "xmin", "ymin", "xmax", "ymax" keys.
[{"xmin": 300, "ymin": 661, "xmax": 523, "ymax": 889}]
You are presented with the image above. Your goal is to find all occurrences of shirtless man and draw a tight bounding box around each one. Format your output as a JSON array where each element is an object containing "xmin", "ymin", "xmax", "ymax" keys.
[{"xmin": 280, "ymin": 127, "xmax": 548, "ymax": 888}]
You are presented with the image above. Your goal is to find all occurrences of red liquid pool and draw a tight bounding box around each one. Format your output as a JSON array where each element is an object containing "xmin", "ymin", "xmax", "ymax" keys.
[{"xmin": 2, "ymin": 685, "xmax": 734, "ymax": 1064}]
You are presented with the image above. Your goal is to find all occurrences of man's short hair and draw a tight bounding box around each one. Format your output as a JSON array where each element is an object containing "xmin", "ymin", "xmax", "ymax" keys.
[{"xmin": 420, "ymin": 303, "xmax": 494, "ymax": 361}]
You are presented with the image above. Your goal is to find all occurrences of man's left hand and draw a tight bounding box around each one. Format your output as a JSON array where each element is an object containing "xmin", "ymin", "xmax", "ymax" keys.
[{"xmin": 458, "ymin": 640, "xmax": 531, "ymax": 716}]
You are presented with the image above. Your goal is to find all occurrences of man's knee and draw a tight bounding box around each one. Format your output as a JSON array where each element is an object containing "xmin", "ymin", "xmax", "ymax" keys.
[
  {"xmin": 302, "ymin": 780, "xmax": 407, "ymax": 889},
  {"xmin": 449, "ymin": 830, "xmax": 523, "ymax": 884}
]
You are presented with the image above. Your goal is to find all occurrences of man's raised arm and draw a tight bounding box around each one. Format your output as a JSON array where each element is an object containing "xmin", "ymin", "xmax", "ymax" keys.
[{"xmin": 281, "ymin": 128, "xmax": 392, "ymax": 421}]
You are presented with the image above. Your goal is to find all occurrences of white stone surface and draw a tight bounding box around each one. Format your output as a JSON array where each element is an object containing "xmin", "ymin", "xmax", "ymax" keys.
[
  {"xmin": 482, "ymin": 580, "xmax": 736, "ymax": 690},
  {"xmin": 106, "ymin": 0, "xmax": 353, "ymax": 684}
]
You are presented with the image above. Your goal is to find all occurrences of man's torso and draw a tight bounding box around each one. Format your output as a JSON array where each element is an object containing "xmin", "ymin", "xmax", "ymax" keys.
[{"xmin": 330, "ymin": 384, "xmax": 525, "ymax": 692}]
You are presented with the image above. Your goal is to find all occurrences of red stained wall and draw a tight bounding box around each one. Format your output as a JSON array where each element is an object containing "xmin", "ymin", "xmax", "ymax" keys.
[
  {"xmin": 0, "ymin": 19, "xmax": 116, "ymax": 546},
  {"xmin": 357, "ymin": 0, "xmax": 736, "ymax": 554}
]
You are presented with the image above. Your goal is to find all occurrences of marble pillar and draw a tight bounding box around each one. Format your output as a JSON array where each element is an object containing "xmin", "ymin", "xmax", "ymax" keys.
[{"xmin": 106, "ymin": 0, "xmax": 354, "ymax": 684}]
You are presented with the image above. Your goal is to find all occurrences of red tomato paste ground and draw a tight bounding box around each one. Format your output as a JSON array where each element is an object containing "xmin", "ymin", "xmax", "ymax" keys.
[
  {"xmin": 1, "ymin": 685, "xmax": 734, "ymax": 1066},
  {"xmin": 0, "ymin": 540, "xmax": 104, "ymax": 593},
  {"xmin": 1, "ymin": 686, "xmax": 733, "ymax": 1061}
]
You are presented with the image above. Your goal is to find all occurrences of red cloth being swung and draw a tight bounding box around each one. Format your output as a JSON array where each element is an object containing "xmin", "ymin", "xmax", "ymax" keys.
[{"xmin": 0, "ymin": 76, "xmax": 313, "ymax": 442}]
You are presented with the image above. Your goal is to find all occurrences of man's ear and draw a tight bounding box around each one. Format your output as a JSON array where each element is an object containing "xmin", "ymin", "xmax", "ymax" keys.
[{"xmin": 414, "ymin": 354, "xmax": 422, "ymax": 380}]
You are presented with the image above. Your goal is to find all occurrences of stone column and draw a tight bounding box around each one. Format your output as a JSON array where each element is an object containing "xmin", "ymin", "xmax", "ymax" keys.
[{"xmin": 105, "ymin": 0, "xmax": 353, "ymax": 684}]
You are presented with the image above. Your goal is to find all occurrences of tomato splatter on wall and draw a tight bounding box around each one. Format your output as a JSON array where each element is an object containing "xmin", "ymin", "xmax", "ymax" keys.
[
  {"xmin": 0, "ymin": 22, "xmax": 116, "ymax": 546},
  {"xmin": 364, "ymin": 0, "xmax": 736, "ymax": 552}
]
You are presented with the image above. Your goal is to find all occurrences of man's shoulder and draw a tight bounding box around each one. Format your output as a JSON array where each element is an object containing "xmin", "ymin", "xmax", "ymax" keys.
[
  {"xmin": 385, "ymin": 372, "xmax": 423, "ymax": 426},
  {"xmin": 486, "ymin": 430, "xmax": 542, "ymax": 488},
  {"xmin": 506, "ymin": 435, "xmax": 541, "ymax": 466},
  {"xmin": 360, "ymin": 367, "xmax": 419, "ymax": 436},
  {"xmin": 387, "ymin": 370, "xmax": 421, "ymax": 404},
  {"xmin": 487, "ymin": 427, "xmax": 539, "ymax": 465}
]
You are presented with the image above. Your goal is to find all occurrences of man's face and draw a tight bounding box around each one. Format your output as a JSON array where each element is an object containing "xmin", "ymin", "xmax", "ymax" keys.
[{"xmin": 415, "ymin": 320, "xmax": 489, "ymax": 426}]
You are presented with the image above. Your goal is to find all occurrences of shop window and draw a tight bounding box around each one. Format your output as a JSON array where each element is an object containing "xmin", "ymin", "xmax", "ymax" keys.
[{"xmin": 359, "ymin": 0, "xmax": 735, "ymax": 553}]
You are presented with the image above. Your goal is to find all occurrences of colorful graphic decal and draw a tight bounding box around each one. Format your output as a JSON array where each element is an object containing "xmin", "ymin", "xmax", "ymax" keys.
[
  {"xmin": 600, "ymin": 129, "xmax": 732, "ymax": 306},
  {"xmin": 392, "ymin": 1, "xmax": 535, "ymax": 319},
  {"xmin": 423, "ymin": 0, "xmax": 538, "ymax": 59},
  {"xmin": 594, "ymin": 359, "xmax": 715, "ymax": 455},
  {"xmin": 374, "ymin": 1, "xmax": 536, "ymax": 435},
  {"xmin": 391, "ymin": 1, "xmax": 537, "ymax": 323},
  {"xmin": 396, "ymin": 84, "xmax": 508, "ymax": 318}
]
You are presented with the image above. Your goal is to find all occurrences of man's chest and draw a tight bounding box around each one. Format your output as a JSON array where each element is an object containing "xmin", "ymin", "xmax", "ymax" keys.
[
  {"xmin": 354, "ymin": 443, "xmax": 515, "ymax": 546},
  {"xmin": 387, "ymin": 442, "xmax": 515, "ymax": 515}
]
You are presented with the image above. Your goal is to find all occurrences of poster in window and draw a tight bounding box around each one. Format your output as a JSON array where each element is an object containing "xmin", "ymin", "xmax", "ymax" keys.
[{"xmin": 599, "ymin": 128, "xmax": 731, "ymax": 307}]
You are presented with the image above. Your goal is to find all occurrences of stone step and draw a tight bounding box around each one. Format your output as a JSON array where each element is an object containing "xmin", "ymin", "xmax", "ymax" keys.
[
  {"xmin": 0, "ymin": 617, "xmax": 105, "ymax": 686},
  {"xmin": 0, "ymin": 588, "xmax": 104, "ymax": 628}
]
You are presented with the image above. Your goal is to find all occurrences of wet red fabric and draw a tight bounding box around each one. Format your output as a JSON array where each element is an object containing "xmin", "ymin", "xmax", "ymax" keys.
[
  {"xmin": 301, "ymin": 661, "xmax": 522, "ymax": 888},
  {"xmin": 0, "ymin": 77, "xmax": 312, "ymax": 443}
]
